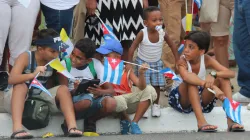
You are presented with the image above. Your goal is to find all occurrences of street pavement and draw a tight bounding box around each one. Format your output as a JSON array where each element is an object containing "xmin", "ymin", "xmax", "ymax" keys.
[{"xmin": 5, "ymin": 132, "xmax": 249, "ymax": 140}]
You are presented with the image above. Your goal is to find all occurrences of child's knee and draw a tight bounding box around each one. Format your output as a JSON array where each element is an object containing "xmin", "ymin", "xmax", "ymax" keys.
[
  {"xmin": 142, "ymin": 85, "xmax": 157, "ymax": 103},
  {"xmin": 56, "ymin": 85, "xmax": 70, "ymax": 97},
  {"xmin": 114, "ymin": 96, "xmax": 127, "ymax": 112},
  {"xmin": 102, "ymin": 97, "xmax": 116, "ymax": 113},
  {"xmin": 74, "ymin": 99, "xmax": 92, "ymax": 112},
  {"xmin": 215, "ymin": 77, "xmax": 230, "ymax": 87},
  {"xmin": 12, "ymin": 83, "xmax": 28, "ymax": 96}
]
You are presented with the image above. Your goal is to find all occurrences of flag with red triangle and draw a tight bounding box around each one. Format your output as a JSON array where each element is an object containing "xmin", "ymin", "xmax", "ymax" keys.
[{"xmin": 103, "ymin": 57, "xmax": 123, "ymax": 85}]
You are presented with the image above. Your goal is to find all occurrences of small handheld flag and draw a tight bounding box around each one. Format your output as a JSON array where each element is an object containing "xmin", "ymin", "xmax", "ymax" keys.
[
  {"xmin": 160, "ymin": 68, "xmax": 180, "ymax": 81},
  {"xmin": 208, "ymin": 88, "xmax": 242, "ymax": 124},
  {"xmin": 223, "ymin": 98, "xmax": 242, "ymax": 124},
  {"xmin": 60, "ymin": 28, "xmax": 74, "ymax": 58},
  {"xmin": 103, "ymin": 57, "xmax": 123, "ymax": 85},
  {"xmin": 29, "ymin": 78, "xmax": 52, "ymax": 97},
  {"xmin": 49, "ymin": 58, "xmax": 75, "ymax": 79}
]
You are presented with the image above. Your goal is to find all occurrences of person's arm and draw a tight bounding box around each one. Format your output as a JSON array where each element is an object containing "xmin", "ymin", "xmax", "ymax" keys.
[
  {"xmin": 129, "ymin": 63, "xmax": 148, "ymax": 90},
  {"xmin": 206, "ymin": 55, "xmax": 235, "ymax": 78},
  {"xmin": 143, "ymin": 0, "xmax": 148, "ymax": 8},
  {"xmin": 177, "ymin": 58, "xmax": 205, "ymax": 86},
  {"xmin": 8, "ymin": 53, "xmax": 45, "ymax": 85},
  {"xmin": 86, "ymin": 0, "xmax": 97, "ymax": 15},
  {"xmin": 127, "ymin": 31, "xmax": 143, "ymax": 62},
  {"xmin": 164, "ymin": 33, "xmax": 180, "ymax": 62}
]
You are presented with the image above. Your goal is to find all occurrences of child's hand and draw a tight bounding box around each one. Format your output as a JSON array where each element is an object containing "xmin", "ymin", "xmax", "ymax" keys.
[
  {"xmin": 139, "ymin": 63, "xmax": 149, "ymax": 74},
  {"xmin": 87, "ymin": 84, "xmax": 102, "ymax": 96},
  {"xmin": 204, "ymin": 75, "xmax": 215, "ymax": 88},
  {"xmin": 33, "ymin": 66, "xmax": 46, "ymax": 77},
  {"xmin": 212, "ymin": 85, "xmax": 225, "ymax": 101},
  {"xmin": 74, "ymin": 80, "xmax": 80, "ymax": 89},
  {"xmin": 125, "ymin": 64, "xmax": 133, "ymax": 71}
]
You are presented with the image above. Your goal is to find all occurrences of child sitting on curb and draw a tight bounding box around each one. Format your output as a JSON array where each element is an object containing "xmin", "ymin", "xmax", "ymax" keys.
[
  {"xmin": 169, "ymin": 31, "xmax": 245, "ymax": 132},
  {"xmin": 96, "ymin": 38, "xmax": 157, "ymax": 134}
]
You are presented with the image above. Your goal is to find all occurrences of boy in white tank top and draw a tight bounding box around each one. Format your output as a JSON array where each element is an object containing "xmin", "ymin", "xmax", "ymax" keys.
[
  {"xmin": 127, "ymin": 6, "xmax": 179, "ymax": 117},
  {"xmin": 169, "ymin": 31, "xmax": 245, "ymax": 132}
]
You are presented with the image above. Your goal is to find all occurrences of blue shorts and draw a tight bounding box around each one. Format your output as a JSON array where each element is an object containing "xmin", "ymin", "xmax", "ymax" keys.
[
  {"xmin": 134, "ymin": 57, "xmax": 165, "ymax": 87},
  {"xmin": 168, "ymin": 85, "xmax": 216, "ymax": 114},
  {"xmin": 73, "ymin": 94, "xmax": 111, "ymax": 119}
]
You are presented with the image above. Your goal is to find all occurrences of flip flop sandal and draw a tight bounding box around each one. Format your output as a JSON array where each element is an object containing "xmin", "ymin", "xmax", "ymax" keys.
[
  {"xmin": 228, "ymin": 123, "xmax": 245, "ymax": 132},
  {"xmin": 10, "ymin": 130, "xmax": 33, "ymax": 139},
  {"xmin": 198, "ymin": 124, "xmax": 217, "ymax": 132},
  {"xmin": 61, "ymin": 123, "xmax": 82, "ymax": 137},
  {"xmin": 67, "ymin": 128, "xmax": 83, "ymax": 137}
]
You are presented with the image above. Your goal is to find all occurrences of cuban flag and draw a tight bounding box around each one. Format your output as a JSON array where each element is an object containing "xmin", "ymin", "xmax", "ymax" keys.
[
  {"xmin": 29, "ymin": 78, "xmax": 52, "ymax": 97},
  {"xmin": 160, "ymin": 68, "xmax": 181, "ymax": 81},
  {"xmin": 194, "ymin": 0, "xmax": 202, "ymax": 9},
  {"xmin": 103, "ymin": 57, "xmax": 123, "ymax": 85},
  {"xmin": 101, "ymin": 23, "xmax": 119, "ymax": 41},
  {"xmin": 178, "ymin": 40, "xmax": 185, "ymax": 54},
  {"xmin": 223, "ymin": 98, "xmax": 242, "ymax": 124}
]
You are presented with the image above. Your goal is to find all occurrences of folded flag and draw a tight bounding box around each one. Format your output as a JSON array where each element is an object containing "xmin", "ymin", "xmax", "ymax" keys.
[
  {"xmin": 103, "ymin": 57, "xmax": 123, "ymax": 85},
  {"xmin": 29, "ymin": 78, "xmax": 52, "ymax": 97},
  {"xmin": 60, "ymin": 28, "xmax": 73, "ymax": 58},
  {"xmin": 49, "ymin": 58, "xmax": 75, "ymax": 79},
  {"xmin": 160, "ymin": 68, "xmax": 180, "ymax": 81},
  {"xmin": 186, "ymin": 14, "xmax": 193, "ymax": 32},
  {"xmin": 101, "ymin": 22, "xmax": 119, "ymax": 41},
  {"xmin": 223, "ymin": 98, "xmax": 242, "ymax": 124},
  {"xmin": 194, "ymin": 0, "xmax": 202, "ymax": 9},
  {"xmin": 178, "ymin": 40, "xmax": 185, "ymax": 54}
]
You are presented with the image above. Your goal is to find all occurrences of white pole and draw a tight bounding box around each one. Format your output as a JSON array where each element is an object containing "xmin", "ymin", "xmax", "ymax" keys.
[{"xmin": 123, "ymin": 61, "xmax": 159, "ymax": 72}]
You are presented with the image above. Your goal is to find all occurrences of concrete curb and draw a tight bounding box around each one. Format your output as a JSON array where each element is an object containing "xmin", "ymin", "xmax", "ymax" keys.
[{"xmin": 0, "ymin": 107, "xmax": 250, "ymax": 138}]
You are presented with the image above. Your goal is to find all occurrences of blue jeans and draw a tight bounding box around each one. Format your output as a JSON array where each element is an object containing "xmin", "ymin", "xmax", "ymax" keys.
[
  {"xmin": 73, "ymin": 94, "xmax": 111, "ymax": 119},
  {"xmin": 233, "ymin": 0, "xmax": 250, "ymax": 98},
  {"xmin": 41, "ymin": 4, "xmax": 74, "ymax": 35}
]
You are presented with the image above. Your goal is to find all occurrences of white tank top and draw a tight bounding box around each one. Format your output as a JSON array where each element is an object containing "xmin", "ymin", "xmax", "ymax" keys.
[
  {"xmin": 186, "ymin": 55, "xmax": 206, "ymax": 80},
  {"xmin": 40, "ymin": 0, "xmax": 79, "ymax": 10},
  {"xmin": 137, "ymin": 28, "xmax": 164, "ymax": 62}
]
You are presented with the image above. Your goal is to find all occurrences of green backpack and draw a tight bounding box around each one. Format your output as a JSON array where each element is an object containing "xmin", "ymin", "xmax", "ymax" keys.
[{"xmin": 64, "ymin": 57, "xmax": 97, "ymax": 79}]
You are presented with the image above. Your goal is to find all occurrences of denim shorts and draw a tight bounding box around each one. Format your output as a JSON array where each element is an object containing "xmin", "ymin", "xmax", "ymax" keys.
[
  {"xmin": 73, "ymin": 94, "xmax": 111, "ymax": 119},
  {"xmin": 168, "ymin": 85, "xmax": 216, "ymax": 114}
]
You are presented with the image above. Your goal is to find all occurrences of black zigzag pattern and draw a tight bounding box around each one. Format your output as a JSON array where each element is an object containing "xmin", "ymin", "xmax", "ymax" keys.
[{"xmin": 84, "ymin": 0, "xmax": 144, "ymax": 45}]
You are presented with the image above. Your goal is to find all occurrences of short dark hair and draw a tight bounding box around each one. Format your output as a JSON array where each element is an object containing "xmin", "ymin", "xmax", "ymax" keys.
[
  {"xmin": 143, "ymin": 6, "xmax": 160, "ymax": 20},
  {"xmin": 75, "ymin": 38, "xmax": 96, "ymax": 59},
  {"xmin": 37, "ymin": 28, "xmax": 59, "ymax": 39},
  {"xmin": 33, "ymin": 28, "xmax": 59, "ymax": 48},
  {"xmin": 184, "ymin": 31, "xmax": 210, "ymax": 53}
]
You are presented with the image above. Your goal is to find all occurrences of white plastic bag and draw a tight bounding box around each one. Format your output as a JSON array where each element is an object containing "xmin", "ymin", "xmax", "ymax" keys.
[{"xmin": 199, "ymin": 0, "xmax": 220, "ymax": 23}]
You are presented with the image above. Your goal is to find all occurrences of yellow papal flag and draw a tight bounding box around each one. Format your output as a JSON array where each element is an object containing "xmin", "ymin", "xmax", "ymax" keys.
[
  {"xmin": 60, "ymin": 28, "xmax": 74, "ymax": 57},
  {"xmin": 49, "ymin": 58, "xmax": 75, "ymax": 79},
  {"xmin": 186, "ymin": 14, "xmax": 193, "ymax": 32}
]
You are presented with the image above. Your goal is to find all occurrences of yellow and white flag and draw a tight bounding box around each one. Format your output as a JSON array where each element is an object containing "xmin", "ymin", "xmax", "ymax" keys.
[
  {"xmin": 49, "ymin": 58, "xmax": 75, "ymax": 79},
  {"xmin": 60, "ymin": 28, "xmax": 74, "ymax": 57}
]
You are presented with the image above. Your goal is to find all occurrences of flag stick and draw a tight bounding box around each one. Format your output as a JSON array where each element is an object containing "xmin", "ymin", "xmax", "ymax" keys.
[
  {"xmin": 207, "ymin": 88, "xmax": 216, "ymax": 95},
  {"xmin": 185, "ymin": 0, "xmax": 188, "ymax": 14},
  {"xmin": 123, "ymin": 61, "xmax": 159, "ymax": 72},
  {"xmin": 191, "ymin": 0, "xmax": 194, "ymax": 15}
]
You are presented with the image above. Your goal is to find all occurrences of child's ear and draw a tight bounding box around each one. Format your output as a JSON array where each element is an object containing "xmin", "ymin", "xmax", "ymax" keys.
[
  {"xmin": 87, "ymin": 58, "xmax": 93, "ymax": 63},
  {"xmin": 143, "ymin": 20, "xmax": 148, "ymax": 26},
  {"xmin": 37, "ymin": 46, "xmax": 44, "ymax": 51}
]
